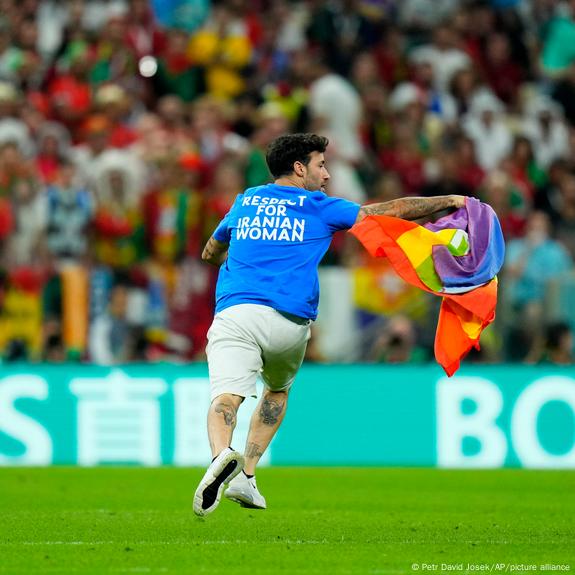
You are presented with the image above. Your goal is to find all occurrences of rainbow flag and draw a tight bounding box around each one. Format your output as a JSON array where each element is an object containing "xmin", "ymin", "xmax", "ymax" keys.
[{"xmin": 350, "ymin": 197, "xmax": 505, "ymax": 376}]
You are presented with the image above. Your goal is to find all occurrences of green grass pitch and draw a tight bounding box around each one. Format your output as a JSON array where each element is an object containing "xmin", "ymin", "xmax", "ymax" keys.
[{"xmin": 1, "ymin": 468, "xmax": 573, "ymax": 574}]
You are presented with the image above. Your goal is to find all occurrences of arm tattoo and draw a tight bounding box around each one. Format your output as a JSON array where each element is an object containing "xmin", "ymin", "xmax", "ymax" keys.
[
  {"xmin": 202, "ymin": 237, "xmax": 229, "ymax": 266},
  {"xmin": 245, "ymin": 442, "xmax": 264, "ymax": 459},
  {"xmin": 214, "ymin": 402, "xmax": 236, "ymax": 426},
  {"xmin": 358, "ymin": 196, "xmax": 458, "ymax": 222},
  {"xmin": 259, "ymin": 398, "xmax": 284, "ymax": 425}
]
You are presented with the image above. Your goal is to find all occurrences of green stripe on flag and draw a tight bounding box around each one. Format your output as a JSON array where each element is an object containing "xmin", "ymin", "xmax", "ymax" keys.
[{"xmin": 416, "ymin": 254, "xmax": 442, "ymax": 292}]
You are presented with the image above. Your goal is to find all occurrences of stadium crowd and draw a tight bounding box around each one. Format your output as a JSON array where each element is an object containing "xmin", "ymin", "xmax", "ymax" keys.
[{"xmin": 0, "ymin": 0, "xmax": 574, "ymax": 365}]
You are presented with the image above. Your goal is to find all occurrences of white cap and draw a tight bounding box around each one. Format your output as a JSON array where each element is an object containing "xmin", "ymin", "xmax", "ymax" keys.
[
  {"xmin": 409, "ymin": 46, "xmax": 435, "ymax": 66},
  {"xmin": 524, "ymin": 95, "xmax": 563, "ymax": 119},
  {"xmin": 388, "ymin": 82, "xmax": 422, "ymax": 112},
  {"xmin": 469, "ymin": 89, "xmax": 505, "ymax": 116}
]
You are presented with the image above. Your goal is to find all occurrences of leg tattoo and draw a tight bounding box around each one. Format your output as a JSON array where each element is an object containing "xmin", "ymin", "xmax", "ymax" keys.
[
  {"xmin": 245, "ymin": 442, "xmax": 264, "ymax": 459},
  {"xmin": 214, "ymin": 402, "xmax": 237, "ymax": 426},
  {"xmin": 259, "ymin": 398, "xmax": 284, "ymax": 425}
]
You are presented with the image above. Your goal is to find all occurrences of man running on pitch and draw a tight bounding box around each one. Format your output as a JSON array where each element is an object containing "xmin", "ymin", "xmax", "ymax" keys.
[{"xmin": 193, "ymin": 133, "xmax": 465, "ymax": 516}]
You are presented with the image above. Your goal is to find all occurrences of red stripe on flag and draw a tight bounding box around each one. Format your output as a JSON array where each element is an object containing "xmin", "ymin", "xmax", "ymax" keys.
[
  {"xmin": 350, "ymin": 215, "xmax": 418, "ymax": 253},
  {"xmin": 350, "ymin": 216, "xmax": 427, "ymax": 289},
  {"xmin": 436, "ymin": 288, "xmax": 497, "ymax": 376},
  {"xmin": 435, "ymin": 300, "xmax": 478, "ymax": 377}
]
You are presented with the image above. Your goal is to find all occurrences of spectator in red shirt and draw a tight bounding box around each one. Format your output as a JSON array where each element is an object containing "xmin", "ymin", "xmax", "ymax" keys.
[
  {"xmin": 93, "ymin": 84, "xmax": 138, "ymax": 149},
  {"xmin": 35, "ymin": 122, "xmax": 72, "ymax": 184},
  {"xmin": 482, "ymin": 32, "xmax": 524, "ymax": 108},
  {"xmin": 125, "ymin": 0, "xmax": 166, "ymax": 59},
  {"xmin": 48, "ymin": 44, "xmax": 92, "ymax": 138},
  {"xmin": 455, "ymin": 134, "xmax": 485, "ymax": 192},
  {"xmin": 372, "ymin": 27, "xmax": 409, "ymax": 88},
  {"xmin": 379, "ymin": 120, "xmax": 426, "ymax": 195}
]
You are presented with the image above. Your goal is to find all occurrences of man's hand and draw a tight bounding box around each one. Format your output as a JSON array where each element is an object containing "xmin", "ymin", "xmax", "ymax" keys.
[
  {"xmin": 202, "ymin": 237, "xmax": 229, "ymax": 266},
  {"xmin": 450, "ymin": 195, "xmax": 467, "ymax": 209}
]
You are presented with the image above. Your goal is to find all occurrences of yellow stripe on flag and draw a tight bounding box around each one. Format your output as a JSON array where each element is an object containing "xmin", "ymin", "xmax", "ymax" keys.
[{"xmin": 396, "ymin": 227, "xmax": 457, "ymax": 269}]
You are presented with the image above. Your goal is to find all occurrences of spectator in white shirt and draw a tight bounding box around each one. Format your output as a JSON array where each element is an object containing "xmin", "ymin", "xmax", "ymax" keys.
[
  {"xmin": 307, "ymin": 53, "xmax": 366, "ymax": 202},
  {"xmin": 409, "ymin": 24, "xmax": 471, "ymax": 94},
  {"xmin": 521, "ymin": 95, "xmax": 570, "ymax": 169},
  {"xmin": 462, "ymin": 90, "xmax": 512, "ymax": 170}
]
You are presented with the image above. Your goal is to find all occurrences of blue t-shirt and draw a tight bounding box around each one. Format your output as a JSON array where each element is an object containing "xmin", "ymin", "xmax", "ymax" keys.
[{"xmin": 212, "ymin": 183, "xmax": 360, "ymax": 319}]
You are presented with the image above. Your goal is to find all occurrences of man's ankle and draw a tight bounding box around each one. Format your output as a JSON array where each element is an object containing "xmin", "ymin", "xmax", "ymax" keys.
[{"xmin": 212, "ymin": 446, "xmax": 232, "ymax": 462}]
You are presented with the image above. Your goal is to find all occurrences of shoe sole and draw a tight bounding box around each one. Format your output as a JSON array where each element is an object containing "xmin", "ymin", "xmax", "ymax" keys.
[
  {"xmin": 224, "ymin": 490, "xmax": 266, "ymax": 510},
  {"xmin": 193, "ymin": 452, "xmax": 244, "ymax": 516}
]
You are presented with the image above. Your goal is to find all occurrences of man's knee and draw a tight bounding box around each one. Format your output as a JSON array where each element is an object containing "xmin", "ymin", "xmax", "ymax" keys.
[{"xmin": 259, "ymin": 390, "xmax": 288, "ymax": 425}]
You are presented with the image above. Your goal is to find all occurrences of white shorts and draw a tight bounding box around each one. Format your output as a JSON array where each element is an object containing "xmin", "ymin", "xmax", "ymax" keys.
[{"xmin": 207, "ymin": 304, "xmax": 312, "ymax": 401}]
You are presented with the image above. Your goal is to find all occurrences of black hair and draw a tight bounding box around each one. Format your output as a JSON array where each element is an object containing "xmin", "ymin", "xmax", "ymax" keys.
[{"xmin": 265, "ymin": 133, "xmax": 328, "ymax": 179}]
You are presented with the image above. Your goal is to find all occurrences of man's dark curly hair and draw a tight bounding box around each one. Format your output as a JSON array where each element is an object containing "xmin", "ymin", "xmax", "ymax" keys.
[{"xmin": 265, "ymin": 133, "xmax": 329, "ymax": 179}]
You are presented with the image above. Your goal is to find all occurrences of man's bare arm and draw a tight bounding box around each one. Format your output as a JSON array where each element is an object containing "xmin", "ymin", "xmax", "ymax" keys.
[
  {"xmin": 355, "ymin": 195, "xmax": 466, "ymax": 224},
  {"xmin": 202, "ymin": 237, "xmax": 229, "ymax": 266}
]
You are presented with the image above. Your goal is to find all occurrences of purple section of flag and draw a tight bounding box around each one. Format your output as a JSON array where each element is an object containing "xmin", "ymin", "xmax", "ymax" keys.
[{"xmin": 424, "ymin": 197, "xmax": 505, "ymax": 290}]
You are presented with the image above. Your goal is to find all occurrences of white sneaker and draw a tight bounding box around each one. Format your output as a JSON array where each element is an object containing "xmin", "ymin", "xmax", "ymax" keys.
[
  {"xmin": 224, "ymin": 472, "xmax": 267, "ymax": 509},
  {"xmin": 193, "ymin": 448, "xmax": 244, "ymax": 516}
]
